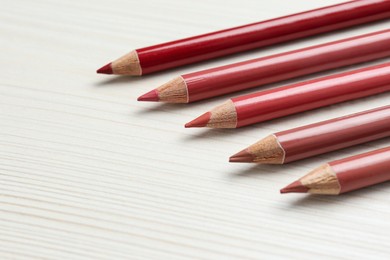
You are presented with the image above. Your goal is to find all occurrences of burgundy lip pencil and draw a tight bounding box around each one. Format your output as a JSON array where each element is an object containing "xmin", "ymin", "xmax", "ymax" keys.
[
  {"xmin": 230, "ymin": 105, "xmax": 390, "ymax": 164},
  {"xmin": 281, "ymin": 146, "xmax": 390, "ymax": 195}
]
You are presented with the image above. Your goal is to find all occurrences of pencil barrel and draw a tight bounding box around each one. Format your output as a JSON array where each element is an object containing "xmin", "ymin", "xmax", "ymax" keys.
[
  {"xmin": 185, "ymin": 29, "xmax": 390, "ymax": 102},
  {"xmin": 233, "ymin": 62, "xmax": 390, "ymax": 127},
  {"xmin": 137, "ymin": 0, "xmax": 390, "ymax": 74},
  {"xmin": 276, "ymin": 106, "xmax": 390, "ymax": 163},
  {"xmin": 330, "ymin": 147, "xmax": 390, "ymax": 193}
]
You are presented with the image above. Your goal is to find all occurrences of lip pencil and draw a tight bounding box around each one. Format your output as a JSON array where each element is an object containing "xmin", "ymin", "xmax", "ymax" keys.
[
  {"xmin": 98, "ymin": 0, "xmax": 390, "ymax": 76},
  {"xmin": 185, "ymin": 62, "xmax": 390, "ymax": 128},
  {"xmin": 230, "ymin": 106, "xmax": 390, "ymax": 164},
  {"xmin": 138, "ymin": 29, "xmax": 390, "ymax": 103},
  {"xmin": 281, "ymin": 146, "xmax": 390, "ymax": 195}
]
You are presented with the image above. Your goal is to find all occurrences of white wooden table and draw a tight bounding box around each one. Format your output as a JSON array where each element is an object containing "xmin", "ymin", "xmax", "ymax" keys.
[{"xmin": 1, "ymin": 0, "xmax": 390, "ymax": 259}]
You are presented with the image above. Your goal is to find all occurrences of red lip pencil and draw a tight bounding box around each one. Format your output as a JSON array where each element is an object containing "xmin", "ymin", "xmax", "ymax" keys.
[
  {"xmin": 281, "ymin": 146, "xmax": 390, "ymax": 195},
  {"xmin": 185, "ymin": 62, "xmax": 390, "ymax": 128},
  {"xmin": 230, "ymin": 106, "xmax": 390, "ymax": 164},
  {"xmin": 138, "ymin": 29, "xmax": 390, "ymax": 103},
  {"xmin": 98, "ymin": 0, "xmax": 390, "ymax": 76}
]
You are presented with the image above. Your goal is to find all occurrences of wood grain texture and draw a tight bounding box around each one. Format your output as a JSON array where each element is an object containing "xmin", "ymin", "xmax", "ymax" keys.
[{"xmin": 0, "ymin": 0, "xmax": 390, "ymax": 259}]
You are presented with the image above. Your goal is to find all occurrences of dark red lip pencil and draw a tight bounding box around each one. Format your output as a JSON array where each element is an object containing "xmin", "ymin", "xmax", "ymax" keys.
[
  {"xmin": 185, "ymin": 62, "xmax": 390, "ymax": 128},
  {"xmin": 139, "ymin": 29, "xmax": 390, "ymax": 103},
  {"xmin": 281, "ymin": 146, "xmax": 390, "ymax": 195},
  {"xmin": 98, "ymin": 0, "xmax": 390, "ymax": 75},
  {"xmin": 230, "ymin": 106, "xmax": 390, "ymax": 164}
]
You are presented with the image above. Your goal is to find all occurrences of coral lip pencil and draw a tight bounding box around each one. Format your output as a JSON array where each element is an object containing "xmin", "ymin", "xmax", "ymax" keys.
[
  {"xmin": 138, "ymin": 29, "xmax": 390, "ymax": 103},
  {"xmin": 97, "ymin": 0, "xmax": 390, "ymax": 76},
  {"xmin": 185, "ymin": 62, "xmax": 390, "ymax": 128},
  {"xmin": 281, "ymin": 146, "xmax": 390, "ymax": 195},
  {"xmin": 230, "ymin": 106, "xmax": 390, "ymax": 164}
]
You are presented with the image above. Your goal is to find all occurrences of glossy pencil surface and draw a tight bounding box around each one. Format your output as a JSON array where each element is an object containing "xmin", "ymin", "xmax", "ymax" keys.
[
  {"xmin": 230, "ymin": 106, "xmax": 390, "ymax": 163},
  {"xmin": 233, "ymin": 62, "xmax": 390, "ymax": 127},
  {"xmin": 187, "ymin": 62, "xmax": 390, "ymax": 128},
  {"xmin": 282, "ymin": 146, "xmax": 390, "ymax": 195},
  {"xmin": 103, "ymin": 0, "xmax": 390, "ymax": 75},
  {"xmin": 186, "ymin": 29, "xmax": 390, "ymax": 102},
  {"xmin": 277, "ymin": 106, "xmax": 390, "ymax": 163},
  {"xmin": 143, "ymin": 29, "xmax": 390, "ymax": 103},
  {"xmin": 331, "ymin": 147, "xmax": 390, "ymax": 193}
]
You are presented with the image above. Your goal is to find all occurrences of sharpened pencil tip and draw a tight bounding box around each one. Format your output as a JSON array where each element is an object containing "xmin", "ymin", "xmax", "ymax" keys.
[
  {"xmin": 185, "ymin": 112, "xmax": 211, "ymax": 128},
  {"xmin": 97, "ymin": 63, "xmax": 113, "ymax": 74},
  {"xmin": 137, "ymin": 90, "xmax": 159, "ymax": 102},
  {"xmin": 280, "ymin": 180, "xmax": 309, "ymax": 194},
  {"xmin": 229, "ymin": 149, "xmax": 254, "ymax": 163}
]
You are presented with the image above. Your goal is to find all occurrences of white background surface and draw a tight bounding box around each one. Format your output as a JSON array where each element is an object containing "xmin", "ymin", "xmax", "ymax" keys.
[{"xmin": 1, "ymin": 0, "xmax": 390, "ymax": 259}]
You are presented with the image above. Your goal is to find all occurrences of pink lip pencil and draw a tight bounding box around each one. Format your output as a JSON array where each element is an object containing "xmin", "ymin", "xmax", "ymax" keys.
[{"xmin": 185, "ymin": 62, "xmax": 390, "ymax": 128}]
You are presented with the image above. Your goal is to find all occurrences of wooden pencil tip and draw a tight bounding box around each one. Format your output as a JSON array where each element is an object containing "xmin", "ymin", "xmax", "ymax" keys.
[
  {"xmin": 137, "ymin": 90, "xmax": 159, "ymax": 102},
  {"xmin": 280, "ymin": 180, "xmax": 309, "ymax": 194},
  {"xmin": 97, "ymin": 63, "xmax": 113, "ymax": 74},
  {"xmin": 229, "ymin": 149, "xmax": 254, "ymax": 163},
  {"xmin": 185, "ymin": 112, "xmax": 211, "ymax": 128}
]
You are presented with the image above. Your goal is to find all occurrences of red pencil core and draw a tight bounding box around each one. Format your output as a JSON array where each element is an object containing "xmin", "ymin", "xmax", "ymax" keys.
[
  {"xmin": 185, "ymin": 112, "xmax": 211, "ymax": 128},
  {"xmin": 97, "ymin": 63, "xmax": 113, "ymax": 74},
  {"xmin": 280, "ymin": 180, "xmax": 309, "ymax": 194},
  {"xmin": 137, "ymin": 90, "xmax": 159, "ymax": 102},
  {"xmin": 229, "ymin": 149, "xmax": 254, "ymax": 163}
]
